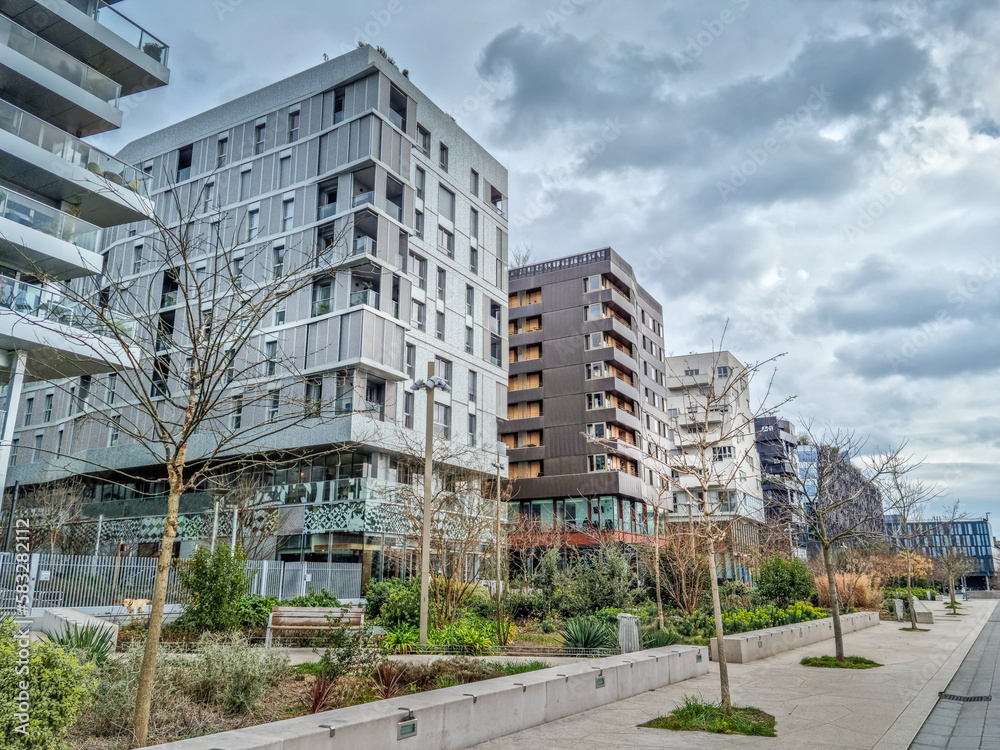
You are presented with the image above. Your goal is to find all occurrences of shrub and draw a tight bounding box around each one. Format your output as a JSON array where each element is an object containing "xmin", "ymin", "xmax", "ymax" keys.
[
  {"xmin": 42, "ymin": 623, "xmax": 115, "ymax": 665},
  {"xmin": 539, "ymin": 618, "xmax": 555, "ymax": 633},
  {"xmin": 378, "ymin": 580, "xmax": 421, "ymax": 628},
  {"xmin": 364, "ymin": 578, "xmax": 408, "ymax": 620},
  {"xmin": 558, "ymin": 617, "xmax": 616, "ymax": 650},
  {"xmin": 431, "ymin": 616, "xmax": 497, "ymax": 655},
  {"xmin": 505, "ymin": 588, "xmax": 547, "ymax": 620},
  {"xmin": 642, "ymin": 627, "xmax": 681, "ymax": 649},
  {"xmin": 317, "ymin": 623, "xmax": 382, "ymax": 680},
  {"xmin": 186, "ymin": 633, "xmax": 290, "ymax": 714},
  {"xmin": 281, "ymin": 587, "xmax": 341, "ymax": 608},
  {"xmin": 756, "ymin": 556, "xmax": 814, "ymax": 607},
  {"xmin": 0, "ymin": 619, "xmax": 96, "ymax": 750},
  {"xmin": 594, "ymin": 606, "xmax": 624, "ymax": 627},
  {"xmin": 175, "ymin": 544, "xmax": 252, "ymax": 632},
  {"xmin": 383, "ymin": 624, "xmax": 419, "ymax": 654},
  {"xmin": 814, "ymin": 574, "xmax": 882, "ymax": 610},
  {"xmin": 236, "ymin": 594, "xmax": 279, "ymax": 628},
  {"xmin": 720, "ymin": 602, "xmax": 825, "ymax": 634},
  {"xmin": 559, "ymin": 546, "xmax": 636, "ymax": 617},
  {"xmin": 715, "ymin": 581, "xmax": 759, "ymax": 612}
]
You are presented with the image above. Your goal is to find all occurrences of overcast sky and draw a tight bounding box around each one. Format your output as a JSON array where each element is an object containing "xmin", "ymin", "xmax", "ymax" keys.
[{"xmin": 100, "ymin": 0, "xmax": 1000, "ymax": 522}]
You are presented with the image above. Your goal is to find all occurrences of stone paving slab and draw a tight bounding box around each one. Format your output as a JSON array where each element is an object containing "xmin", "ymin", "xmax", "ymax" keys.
[{"xmin": 472, "ymin": 600, "xmax": 995, "ymax": 750}]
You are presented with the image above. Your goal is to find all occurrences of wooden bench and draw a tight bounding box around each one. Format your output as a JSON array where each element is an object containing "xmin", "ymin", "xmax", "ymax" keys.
[{"xmin": 264, "ymin": 605, "xmax": 365, "ymax": 647}]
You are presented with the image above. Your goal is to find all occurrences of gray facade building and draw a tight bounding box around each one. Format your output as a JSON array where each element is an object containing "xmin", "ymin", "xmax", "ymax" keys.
[
  {"xmin": 6, "ymin": 45, "xmax": 509, "ymax": 574},
  {"xmin": 0, "ymin": 0, "xmax": 169, "ymax": 491},
  {"xmin": 885, "ymin": 515, "xmax": 997, "ymax": 590},
  {"xmin": 503, "ymin": 248, "xmax": 673, "ymax": 543}
]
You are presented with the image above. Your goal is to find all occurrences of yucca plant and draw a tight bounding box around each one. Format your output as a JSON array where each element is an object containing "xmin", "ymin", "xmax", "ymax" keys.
[
  {"xmin": 558, "ymin": 617, "xmax": 616, "ymax": 651},
  {"xmin": 44, "ymin": 622, "xmax": 116, "ymax": 665},
  {"xmin": 642, "ymin": 627, "xmax": 681, "ymax": 649}
]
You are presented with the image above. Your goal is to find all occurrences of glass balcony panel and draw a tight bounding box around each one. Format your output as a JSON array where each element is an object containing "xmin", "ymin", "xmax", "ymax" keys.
[
  {"xmin": 349, "ymin": 289, "xmax": 379, "ymax": 308},
  {"xmin": 385, "ymin": 201, "xmax": 403, "ymax": 221},
  {"xmin": 388, "ymin": 110, "xmax": 405, "ymax": 131},
  {"xmin": 93, "ymin": 1, "xmax": 170, "ymax": 66},
  {"xmin": 352, "ymin": 191, "xmax": 374, "ymax": 208},
  {"xmin": 0, "ymin": 15, "xmax": 121, "ymax": 104},
  {"xmin": 0, "ymin": 185, "xmax": 101, "ymax": 252},
  {"xmin": 311, "ymin": 299, "xmax": 332, "ymax": 317},
  {"xmin": 317, "ymin": 202, "xmax": 338, "ymax": 221},
  {"xmin": 353, "ymin": 235, "xmax": 376, "ymax": 256},
  {"xmin": 0, "ymin": 99, "xmax": 150, "ymax": 197},
  {"xmin": 0, "ymin": 276, "xmax": 131, "ymax": 337}
]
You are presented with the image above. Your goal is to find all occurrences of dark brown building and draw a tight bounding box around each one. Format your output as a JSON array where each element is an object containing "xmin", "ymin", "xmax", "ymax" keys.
[{"xmin": 502, "ymin": 248, "xmax": 674, "ymax": 546}]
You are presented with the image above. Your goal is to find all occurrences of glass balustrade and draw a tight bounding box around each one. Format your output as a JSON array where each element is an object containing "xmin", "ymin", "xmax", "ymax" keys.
[
  {"xmin": 0, "ymin": 99, "xmax": 150, "ymax": 197},
  {"xmin": 92, "ymin": 1, "xmax": 170, "ymax": 66},
  {"xmin": 0, "ymin": 15, "xmax": 121, "ymax": 104},
  {"xmin": 0, "ymin": 276, "xmax": 130, "ymax": 338},
  {"xmin": 317, "ymin": 202, "xmax": 338, "ymax": 221},
  {"xmin": 349, "ymin": 289, "xmax": 380, "ymax": 308},
  {"xmin": 0, "ymin": 185, "xmax": 101, "ymax": 252},
  {"xmin": 352, "ymin": 191, "xmax": 374, "ymax": 208},
  {"xmin": 352, "ymin": 236, "xmax": 376, "ymax": 256}
]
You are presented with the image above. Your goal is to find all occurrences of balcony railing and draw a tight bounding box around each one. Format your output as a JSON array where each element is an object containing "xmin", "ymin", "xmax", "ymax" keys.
[
  {"xmin": 0, "ymin": 185, "xmax": 101, "ymax": 252},
  {"xmin": 353, "ymin": 235, "xmax": 376, "ymax": 256},
  {"xmin": 0, "ymin": 99, "xmax": 151, "ymax": 197},
  {"xmin": 352, "ymin": 191, "xmax": 374, "ymax": 208},
  {"xmin": 176, "ymin": 166, "xmax": 191, "ymax": 182},
  {"xmin": 385, "ymin": 201, "xmax": 403, "ymax": 221},
  {"xmin": 349, "ymin": 289, "xmax": 379, "ymax": 308},
  {"xmin": 0, "ymin": 276, "xmax": 130, "ymax": 337},
  {"xmin": 317, "ymin": 202, "xmax": 338, "ymax": 221},
  {"xmin": 159, "ymin": 289, "xmax": 178, "ymax": 308},
  {"xmin": 92, "ymin": 1, "xmax": 170, "ymax": 66},
  {"xmin": 388, "ymin": 109, "xmax": 405, "ymax": 131},
  {"xmin": 0, "ymin": 15, "xmax": 120, "ymax": 104},
  {"xmin": 311, "ymin": 299, "xmax": 332, "ymax": 317}
]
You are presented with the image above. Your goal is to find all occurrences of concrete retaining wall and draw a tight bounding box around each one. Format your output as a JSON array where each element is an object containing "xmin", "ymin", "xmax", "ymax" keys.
[
  {"xmin": 709, "ymin": 611, "xmax": 880, "ymax": 664},
  {"xmin": 36, "ymin": 608, "xmax": 119, "ymax": 645},
  {"xmin": 145, "ymin": 644, "xmax": 708, "ymax": 749},
  {"xmin": 968, "ymin": 591, "xmax": 1000, "ymax": 600}
]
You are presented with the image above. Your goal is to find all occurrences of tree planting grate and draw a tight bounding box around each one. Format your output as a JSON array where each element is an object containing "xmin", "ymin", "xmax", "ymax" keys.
[{"xmin": 941, "ymin": 694, "xmax": 992, "ymax": 703}]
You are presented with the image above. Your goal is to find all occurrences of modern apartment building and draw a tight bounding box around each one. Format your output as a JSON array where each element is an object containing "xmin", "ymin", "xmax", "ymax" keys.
[
  {"xmin": 885, "ymin": 515, "xmax": 997, "ymax": 590},
  {"xmin": 503, "ymin": 248, "xmax": 674, "ymax": 546},
  {"xmin": 0, "ymin": 0, "xmax": 169, "ymax": 490},
  {"xmin": 663, "ymin": 351, "xmax": 765, "ymax": 582},
  {"xmin": 5, "ymin": 45, "xmax": 509, "ymax": 576}
]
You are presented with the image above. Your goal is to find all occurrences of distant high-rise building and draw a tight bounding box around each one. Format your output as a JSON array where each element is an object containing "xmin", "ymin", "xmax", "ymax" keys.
[{"xmin": 0, "ymin": 0, "xmax": 170, "ymax": 491}]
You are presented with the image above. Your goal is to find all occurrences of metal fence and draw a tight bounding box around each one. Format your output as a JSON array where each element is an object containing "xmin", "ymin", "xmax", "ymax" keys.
[{"xmin": 0, "ymin": 553, "xmax": 362, "ymax": 613}]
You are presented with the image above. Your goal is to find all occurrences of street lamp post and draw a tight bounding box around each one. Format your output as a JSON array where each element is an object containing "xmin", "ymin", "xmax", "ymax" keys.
[{"xmin": 412, "ymin": 363, "xmax": 450, "ymax": 645}]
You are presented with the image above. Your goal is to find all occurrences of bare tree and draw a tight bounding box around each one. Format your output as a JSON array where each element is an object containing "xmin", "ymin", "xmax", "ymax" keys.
[
  {"xmin": 20, "ymin": 478, "xmax": 86, "ymax": 554},
  {"xmin": 881, "ymin": 454, "xmax": 943, "ymax": 631},
  {"xmin": 509, "ymin": 242, "xmax": 534, "ymax": 269},
  {"xmin": 206, "ymin": 473, "xmax": 279, "ymax": 560},
  {"xmin": 4, "ymin": 176, "xmax": 364, "ymax": 746},
  {"xmin": 932, "ymin": 503, "xmax": 975, "ymax": 612},
  {"xmin": 781, "ymin": 429, "xmax": 900, "ymax": 660}
]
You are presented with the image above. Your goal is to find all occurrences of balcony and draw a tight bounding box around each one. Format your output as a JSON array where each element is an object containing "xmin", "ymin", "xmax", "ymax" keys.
[
  {"xmin": 311, "ymin": 299, "xmax": 332, "ymax": 317},
  {"xmin": 317, "ymin": 202, "xmax": 338, "ymax": 221},
  {"xmin": 159, "ymin": 289, "xmax": 178, "ymax": 308},
  {"xmin": 0, "ymin": 185, "xmax": 103, "ymax": 278},
  {"xmin": 176, "ymin": 166, "xmax": 191, "ymax": 182},
  {"xmin": 384, "ymin": 200, "xmax": 403, "ymax": 222},
  {"xmin": 352, "ymin": 191, "xmax": 374, "ymax": 209},
  {"xmin": 353, "ymin": 235, "xmax": 376, "ymax": 257},
  {"xmin": 388, "ymin": 109, "xmax": 405, "ymax": 131},
  {"xmin": 349, "ymin": 289, "xmax": 379, "ymax": 308},
  {"xmin": 91, "ymin": 1, "xmax": 169, "ymax": 66}
]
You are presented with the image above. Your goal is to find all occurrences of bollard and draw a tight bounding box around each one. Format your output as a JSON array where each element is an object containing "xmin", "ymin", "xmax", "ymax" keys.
[{"xmin": 618, "ymin": 613, "xmax": 641, "ymax": 653}]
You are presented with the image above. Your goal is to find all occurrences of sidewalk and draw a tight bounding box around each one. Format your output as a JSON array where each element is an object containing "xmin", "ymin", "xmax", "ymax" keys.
[
  {"xmin": 911, "ymin": 602, "xmax": 1000, "ymax": 749},
  {"xmin": 472, "ymin": 600, "xmax": 996, "ymax": 750}
]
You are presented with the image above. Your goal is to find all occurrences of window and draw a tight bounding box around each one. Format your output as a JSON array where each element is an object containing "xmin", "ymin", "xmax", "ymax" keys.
[
  {"xmin": 584, "ymin": 302, "xmax": 602, "ymax": 321},
  {"xmin": 132, "ymin": 244, "xmax": 143, "ymax": 274},
  {"xmin": 434, "ymin": 356, "xmax": 453, "ymax": 384},
  {"xmin": 713, "ymin": 446, "xmax": 734, "ymax": 461},
  {"xmin": 411, "ymin": 301, "xmax": 426, "ymax": 331},
  {"xmin": 203, "ymin": 181, "xmax": 216, "ymax": 213},
  {"xmin": 433, "ymin": 402, "xmax": 451, "ymax": 439},
  {"xmin": 588, "ymin": 455, "xmax": 608, "ymax": 472},
  {"xmin": 9, "ymin": 438, "xmax": 17, "ymax": 466},
  {"xmin": 465, "ymin": 285, "xmax": 475, "ymax": 316},
  {"xmin": 109, "ymin": 416, "xmax": 120, "ymax": 447},
  {"xmin": 278, "ymin": 156, "xmax": 291, "ymax": 189},
  {"xmin": 224, "ymin": 349, "xmax": 237, "ymax": 382},
  {"xmin": 470, "ymin": 169, "xmax": 479, "ymax": 197},
  {"xmin": 438, "ymin": 185, "xmax": 455, "ymax": 221},
  {"xmin": 439, "ymin": 142, "xmax": 449, "ymax": 171},
  {"xmin": 274, "ymin": 302, "xmax": 286, "ymax": 326},
  {"xmin": 254, "ymin": 123, "xmax": 266, "ymax": 154},
  {"xmin": 305, "ymin": 378, "xmax": 322, "ymax": 417},
  {"xmin": 468, "ymin": 370, "xmax": 478, "ymax": 402},
  {"xmin": 410, "ymin": 253, "xmax": 427, "ymax": 289},
  {"xmin": 496, "ymin": 258, "xmax": 504, "ymax": 289},
  {"xmin": 287, "ymin": 110, "xmax": 300, "ymax": 142},
  {"xmin": 585, "ymin": 363, "xmax": 606, "ymax": 380},
  {"xmin": 583, "ymin": 275, "xmax": 602, "ymax": 293},
  {"xmin": 465, "ymin": 326, "xmax": 474, "ymax": 353},
  {"xmin": 231, "ymin": 396, "xmax": 243, "ymax": 430},
  {"xmin": 265, "ymin": 340, "xmax": 278, "ymax": 376},
  {"xmin": 436, "ymin": 311, "xmax": 445, "ymax": 340},
  {"xmin": 683, "ymin": 368, "xmax": 700, "ymax": 376},
  {"xmin": 414, "ymin": 209, "xmax": 424, "ymax": 238},
  {"xmin": 405, "ymin": 344, "xmax": 416, "ymax": 379},
  {"xmin": 247, "ymin": 209, "xmax": 259, "ymax": 240},
  {"xmin": 240, "ymin": 169, "xmax": 251, "ymax": 201},
  {"xmin": 230, "ymin": 256, "xmax": 244, "ymax": 288},
  {"xmin": 438, "ymin": 227, "xmax": 454, "ymax": 257},
  {"xmin": 587, "ymin": 423, "xmax": 606, "ymax": 439},
  {"xmin": 436, "ymin": 268, "xmax": 447, "ymax": 299},
  {"xmin": 65, "ymin": 387, "xmax": 75, "ymax": 416},
  {"xmin": 470, "ymin": 208, "xmax": 479, "ymax": 240},
  {"xmin": 584, "ymin": 332, "xmax": 604, "ymax": 350},
  {"xmin": 470, "ymin": 246, "xmax": 478, "ymax": 275},
  {"xmin": 468, "ymin": 413, "xmax": 477, "ymax": 446},
  {"xmin": 586, "ymin": 393, "xmax": 605, "ymax": 410},
  {"xmin": 403, "ymin": 391, "xmax": 414, "ymax": 428},
  {"xmin": 717, "ymin": 365, "xmax": 730, "ymax": 378},
  {"xmin": 217, "ymin": 137, "xmax": 229, "ymax": 168},
  {"xmin": 415, "ymin": 167, "xmax": 425, "ymax": 200},
  {"xmin": 23, "ymin": 397, "xmax": 33, "ymax": 426},
  {"xmin": 416, "ymin": 125, "xmax": 430, "ymax": 154},
  {"xmin": 282, "ymin": 198, "xmax": 294, "ymax": 231},
  {"xmin": 176, "ymin": 144, "xmax": 192, "ymax": 181},
  {"xmin": 272, "ymin": 245, "xmax": 285, "ymax": 279},
  {"xmin": 311, "ymin": 279, "xmax": 333, "ymax": 316},
  {"xmin": 267, "ymin": 389, "xmax": 280, "ymax": 420},
  {"xmin": 32, "ymin": 434, "xmax": 42, "ymax": 463},
  {"xmin": 151, "ymin": 358, "xmax": 169, "ymax": 398}
]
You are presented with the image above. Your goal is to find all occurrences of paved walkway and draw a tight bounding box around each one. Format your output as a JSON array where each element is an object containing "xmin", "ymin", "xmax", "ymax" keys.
[
  {"xmin": 472, "ymin": 600, "xmax": 996, "ymax": 750},
  {"xmin": 911, "ymin": 602, "xmax": 1000, "ymax": 749}
]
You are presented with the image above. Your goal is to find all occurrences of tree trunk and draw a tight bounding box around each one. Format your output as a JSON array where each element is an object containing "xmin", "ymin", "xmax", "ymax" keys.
[
  {"xmin": 949, "ymin": 575, "xmax": 956, "ymax": 610},
  {"xmin": 707, "ymin": 535, "xmax": 731, "ymax": 714},
  {"xmin": 822, "ymin": 542, "xmax": 845, "ymax": 662},
  {"xmin": 654, "ymin": 508, "xmax": 664, "ymax": 630},
  {"xmin": 131, "ymin": 467, "xmax": 183, "ymax": 748},
  {"xmin": 905, "ymin": 549, "xmax": 917, "ymax": 630}
]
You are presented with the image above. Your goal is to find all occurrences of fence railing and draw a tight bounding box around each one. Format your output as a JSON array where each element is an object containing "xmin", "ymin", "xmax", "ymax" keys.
[{"xmin": 0, "ymin": 553, "xmax": 362, "ymax": 613}]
